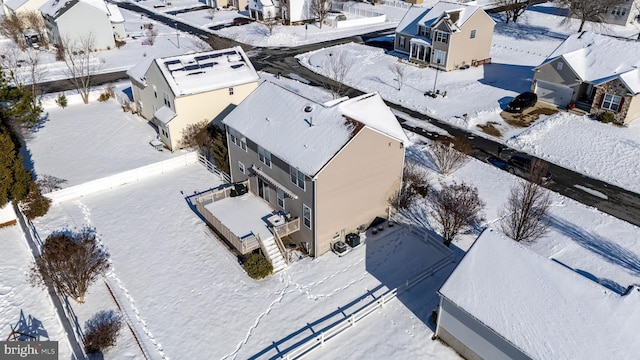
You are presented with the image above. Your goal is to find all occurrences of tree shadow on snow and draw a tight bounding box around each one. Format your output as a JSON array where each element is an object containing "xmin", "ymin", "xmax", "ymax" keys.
[
  {"xmin": 10, "ymin": 310, "xmax": 49, "ymax": 341},
  {"xmin": 549, "ymin": 216, "xmax": 640, "ymax": 277},
  {"xmin": 527, "ymin": 4, "xmax": 569, "ymax": 17},
  {"xmin": 551, "ymin": 258, "xmax": 627, "ymax": 294}
]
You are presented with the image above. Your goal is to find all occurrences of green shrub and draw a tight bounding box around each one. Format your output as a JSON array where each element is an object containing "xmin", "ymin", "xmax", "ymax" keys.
[
  {"xmin": 97, "ymin": 92, "xmax": 110, "ymax": 102},
  {"xmin": 55, "ymin": 93, "xmax": 67, "ymax": 108},
  {"xmin": 243, "ymin": 253, "xmax": 272, "ymax": 279},
  {"xmin": 597, "ymin": 112, "xmax": 615, "ymax": 124},
  {"xmin": 21, "ymin": 183, "xmax": 51, "ymax": 219}
]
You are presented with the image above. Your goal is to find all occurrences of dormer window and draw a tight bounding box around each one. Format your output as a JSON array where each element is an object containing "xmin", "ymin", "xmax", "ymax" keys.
[{"xmin": 418, "ymin": 25, "xmax": 431, "ymax": 39}]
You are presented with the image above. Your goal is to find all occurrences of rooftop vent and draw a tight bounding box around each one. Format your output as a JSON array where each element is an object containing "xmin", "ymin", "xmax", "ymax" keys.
[{"xmin": 304, "ymin": 105, "xmax": 313, "ymax": 113}]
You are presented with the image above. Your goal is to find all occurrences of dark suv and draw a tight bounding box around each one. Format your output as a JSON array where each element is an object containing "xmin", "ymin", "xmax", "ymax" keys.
[{"xmin": 507, "ymin": 154, "xmax": 552, "ymax": 183}]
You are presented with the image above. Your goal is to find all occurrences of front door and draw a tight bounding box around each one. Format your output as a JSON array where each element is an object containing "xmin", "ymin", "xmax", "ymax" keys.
[{"xmin": 258, "ymin": 178, "xmax": 270, "ymax": 202}]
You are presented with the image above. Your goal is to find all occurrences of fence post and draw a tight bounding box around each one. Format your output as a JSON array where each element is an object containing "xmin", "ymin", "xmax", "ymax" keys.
[{"xmin": 320, "ymin": 332, "xmax": 325, "ymax": 347}]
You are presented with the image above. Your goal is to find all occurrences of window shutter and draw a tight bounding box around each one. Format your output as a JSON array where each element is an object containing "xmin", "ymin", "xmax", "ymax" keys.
[
  {"xmin": 617, "ymin": 97, "xmax": 625, "ymax": 113},
  {"xmin": 598, "ymin": 94, "xmax": 604, "ymax": 108}
]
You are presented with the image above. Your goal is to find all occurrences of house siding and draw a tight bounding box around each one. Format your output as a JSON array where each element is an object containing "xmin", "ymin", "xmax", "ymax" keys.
[
  {"xmin": 533, "ymin": 57, "xmax": 579, "ymax": 90},
  {"xmin": 132, "ymin": 61, "xmax": 258, "ymax": 150},
  {"xmin": 168, "ymin": 82, "xmax": 257, "ymax": 150},
  {"xmin": 226, "ymin": 130, "xmax": 315, "ymax": 254},
  {"xmin": 437, "ymin": 297, "xmax": 532, "ymax": 360},
  {"xmin": 446, "ymin": 10, "xmax": 494, "ymax": 70},
  {"xmin": 592, "ymin": 78, "xmax": 635, "ymax": 125},
  {"xmin": 625, "ymin": 95, "xmax": 640, "ymax": 125},
  {"xmin": 314, "ymin": 127, "xmax": 404, "ymax": 256},
  {"xmin": 55, "ymin": 2, "xmax": 115, "ymax": 50}
]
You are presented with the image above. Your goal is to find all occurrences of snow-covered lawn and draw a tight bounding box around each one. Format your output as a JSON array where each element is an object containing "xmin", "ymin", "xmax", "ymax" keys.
[
  {"xmin": 1, "ymin": 225, "xmax": 73, "ymax": 357},
  {"xmin": 27, "ymin": 93, "xmax": 185, "ymax": 187}
]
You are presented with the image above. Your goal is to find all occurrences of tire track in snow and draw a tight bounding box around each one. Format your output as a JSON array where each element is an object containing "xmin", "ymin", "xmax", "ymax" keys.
[
  {"xmin": 221, "ymin": 273, "xmax": 294, "ymax": 360},
  {"xmin": 73, "ymin": 201, "xmax": 170, "ymax": 360}
]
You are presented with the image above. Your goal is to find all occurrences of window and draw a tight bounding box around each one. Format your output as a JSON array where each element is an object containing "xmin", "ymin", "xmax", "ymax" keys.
[
  {"xmin": 435, "ymin": 31, "xmax": 449, "ymax": 44},
  {"xmin": 556, "ymin": 61, "xmax": 564, "ymax": 71},
  {"xmin": 258, "ymin": 146, "xmax": 271, "ymax": 167},
  {"xmin": 432, "ymin": 49, "xmax": 446, "ymax": 66},
  {"xmin": 418, "ymin": 26, "xmax": 431, "ymax": 38},
  {"xmin": 238, "ymin": 161, "xmax": 245, "ymax": 174},
  {"xmin": 229, "ymin": 87, "xmax": 234, "ymax": 95},
  {"xmin": 277, "ymin": 189, "xmax": 284, "ymax": 208},
  {"xmin": 228, "ymin": 128, "xmax": 247, "ymax": 151},
  {"xmin": 602, "ymin": 93, "xmax": 622, "ymax": 111},
  {"xmin": 399, "ymin": 36, "xmax": 405, "ymax": 47},
  {"xmin": 470, "ymin": 29, "xmax": 476, "ymax": 39},
  {"xmin": 303, "ymin": 204, "xmax": 311, "ymax": 229},
  {"xmin": 290, "ymin": 167, "xmax": 305, "ymax": 190},
  {"xmin": 163, "ymin": 92, "xmax": 171, "ymax": 108}
]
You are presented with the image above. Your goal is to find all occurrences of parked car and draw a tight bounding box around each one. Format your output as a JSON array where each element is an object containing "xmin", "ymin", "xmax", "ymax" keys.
[
  {"xmin": 233, "ymin": 17, "xmax": 253, "ymax": 26},
  {"xmin": 505, "ymin": 92, "xmax": 538, "ymax": 113},
  {"xmin": 506, "ymin": 154, "xmax": 552, "ymax": 183}
]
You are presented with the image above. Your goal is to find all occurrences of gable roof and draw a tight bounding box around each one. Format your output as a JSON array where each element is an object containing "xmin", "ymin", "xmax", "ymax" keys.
[
  {"xmin": 128, "ymin": 47, "xmax": 259, "ymax": 98},
  {"xmin": 4, "ymin": 0, "xmax": 29, "ymax": 11},
  {"xmin": 396, "ymin": 1, "xmax": 484, "ymax": 36},
  {"xmin": 222, "ymin": 81, "xmax": 408, "ymax": 176},
  {"xmin": 537, "ymin": 32, "xmax": 640, "ymax": 94},
  {"xmin": 439, "ymin": 229, "xmax": 640, "ymax": 360},
  {"xmin": 40, "ymin": 0, "xmax": 113, "ymax": 19}
]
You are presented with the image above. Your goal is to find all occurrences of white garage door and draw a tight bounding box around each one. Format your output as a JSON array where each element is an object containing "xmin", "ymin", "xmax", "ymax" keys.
[{"xmin": 534, "ymin": 80, "xmax": 573, "ymax": 106}]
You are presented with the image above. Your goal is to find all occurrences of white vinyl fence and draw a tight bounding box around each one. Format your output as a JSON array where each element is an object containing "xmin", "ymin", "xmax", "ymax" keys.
[
  {"xmin": 45, "ymin": 152, "xmax": 199, "ymax": 204},
  {"xmin": 281, "ymin": 227, "xmax": 455, "ymax": 359}
]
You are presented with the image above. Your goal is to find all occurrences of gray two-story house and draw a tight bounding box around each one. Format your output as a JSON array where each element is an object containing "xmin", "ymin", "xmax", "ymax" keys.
[{"xmin": 220, "ymin": 81, "xmax": 408, "ymax": 257}]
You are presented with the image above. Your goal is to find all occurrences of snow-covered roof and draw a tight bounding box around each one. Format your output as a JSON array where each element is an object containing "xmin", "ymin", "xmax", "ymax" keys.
[
  {"xmin": 396, "ymin": 1, "xmax": 483, "ymax": 36},
  {"xmin": 539, "ymin": 31, "xmax": 640, "ymax": 94},
  {"xmin": 40, "ymin": 0, "xmax": 111, "ymax": 19},
  {"xmin": 439, "ymin": 229, "xmax": 640, "ymax": 360},
  {"xmin": 222, "ymin": 82, "xmax": 408, "ymax": 176},
  {"xmin": 136, "ymin": 47, "xmax": 259, "ymax": 97},
  {"xmin": 154, "ymin": 106, "xmax": 176, "ymax": 125},
  {"xmin": 106, "ymin": 3, "xmax": 124, "ymax": 23},
  {"xmin": 5, "ymin": 0, "xmax": 28, "ymax": 11}
]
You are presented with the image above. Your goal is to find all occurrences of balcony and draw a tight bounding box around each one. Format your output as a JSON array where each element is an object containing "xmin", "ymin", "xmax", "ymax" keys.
[{"xmin": 194, "ymin": 180, "xmax": 300, "ymax": 258}]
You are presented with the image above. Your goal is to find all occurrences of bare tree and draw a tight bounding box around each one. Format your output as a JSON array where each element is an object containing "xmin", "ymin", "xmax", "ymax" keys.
[
  {"xmin": 24, "ymin": 48, "xmax": 47, "ymax": 105},
  {"xmin": 31, "ymin": 227, "xmax": 110, "ymax": 303},
  {"xmin": 207, "ymin": 7, "xmax": 217, "ymax": 20},
  {"xmin": 558, "ymin": 0, "xmax": 626, "ymax": 32},
  {"xmin": 189, "ymin": 37, "xmax": 212, "ymax": 52},
  {"xmin": 389, "ymin": 161, "xmax": 430, "ymax": 210},
  {"xmin": 62, "ymin": 34, "xmax": 101, "ymax": 104},
  {"xmin": 178, "ymin": 120, "xmax": 210, "ymax": 150},
  {"xmin": 496, "ymin": 0, "xmax": 532, "ymax": 23},
  {"xmin": 429, "ymin": 138, "xmax": 472, "ymax": 176},
  {"xmin": 0, "ymin": 14, "xmax": 26, "ymax": 49},
  {"xmin": 430, "ymin": 182, "xmax": 485, "ymax": 247},
  {"xmin": 499, "ymin": 159, "xmax": 551, "ymax": 243},
  {"xmin": 84, "ymin": 310, "xmax": 123, "ymax": 354},
  {"xmin": 310, "ymin": 0, "xmax": 332, "ymax": 29},
  {"xmin": 265, "ymin": 19, "xmax": 278, "ymax": 36},
  {"xmin": 36, "ymin": 174, "xmax": 67, "ymax": 193},
  {"xmin": 144, "ymin": 28, "xmax": 159, "ymax": 46},
  {"xmin": 324, "ymin": 50, "xmax": 354, "ymax": 98},
  {"xmin": 389, "ymin": 63, "xmax": 406, "ymax": 90}
]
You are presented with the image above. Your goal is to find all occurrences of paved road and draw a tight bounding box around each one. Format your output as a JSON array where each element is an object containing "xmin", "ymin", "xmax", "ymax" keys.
[{"xmin": 41, "ymin": 3, "xmax": 640, "ymax": 227}]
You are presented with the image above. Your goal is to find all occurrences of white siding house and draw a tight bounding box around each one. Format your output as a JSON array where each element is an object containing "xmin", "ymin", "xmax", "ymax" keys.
[
  {"xmin": 127, "ymin": 47, "xmax": 260, "ymax": 151},
  {"xmin": 436, "ymin": 229, "xmax": 640, "ymax": 360},
  {"xmin": 39, "ymin": 0, "xmax": 125, "ymax": 50}
]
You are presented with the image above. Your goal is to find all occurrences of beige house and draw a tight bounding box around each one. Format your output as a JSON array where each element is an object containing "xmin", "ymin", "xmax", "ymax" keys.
[
  {"xmin": 208, "ymin": 81, "xmax": 408, "ymax": 259},
  {"xmin": 532, "ymin": 31, "xmax": 640, "ymax": 125},
  {"xmin": 127, "ymin": 47, "xmax": 260, "ymax": 151},
  {"xmin": 394, "ymin": 1, "xmax": 495, "ymax": 71}
]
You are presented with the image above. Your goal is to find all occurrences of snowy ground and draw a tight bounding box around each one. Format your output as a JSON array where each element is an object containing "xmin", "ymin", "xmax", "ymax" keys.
[{"xmin": 3, "ymin": 1, "xmax": 640, "ymax": 359}]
